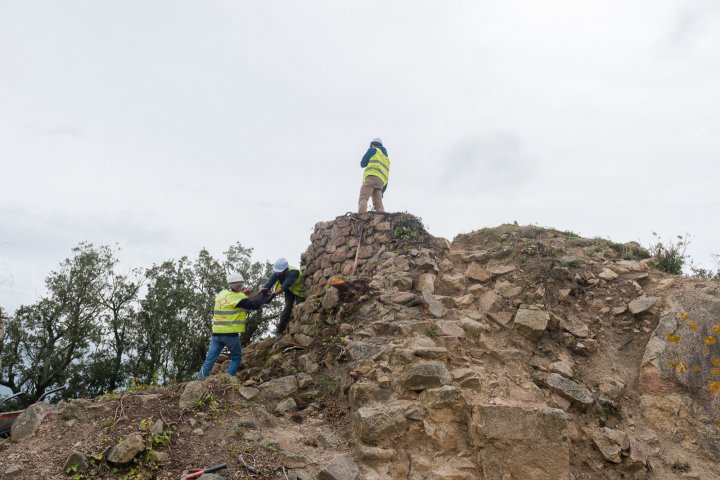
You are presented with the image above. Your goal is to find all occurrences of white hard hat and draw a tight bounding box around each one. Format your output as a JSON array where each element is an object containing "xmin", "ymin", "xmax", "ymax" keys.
[
  {"xmin": 371, "ymin": 137, "xmax": 383, "ymax": 145},
  {"xmin": 227, "ymin": 273, "xmax": 245, "ymax": 284},
  {"xmin": 273, "ymin": 258, "xmax": 289, "ymax": 273}
]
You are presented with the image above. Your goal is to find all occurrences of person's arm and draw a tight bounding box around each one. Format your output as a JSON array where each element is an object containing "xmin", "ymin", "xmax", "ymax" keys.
[
  {"xmin": 360, "ymin": 147, "xmax": 376, "ymax": 168},
  {"xmin": 261, "ymin": 272, "xmax": 278, "ymax": 291},
  {"xmin": 236, "ymin": 291, "xmax": 269, "ymax": 310},
  {"xmin": 278, "ymin": 269, "xmax": 300, "ymax": 293}
]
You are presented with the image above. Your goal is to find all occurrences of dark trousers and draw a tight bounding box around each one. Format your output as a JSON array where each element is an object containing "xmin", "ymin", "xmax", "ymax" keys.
[{"xmin": 277, "ymin": 290, "xmax": 306, "ymax": 334}]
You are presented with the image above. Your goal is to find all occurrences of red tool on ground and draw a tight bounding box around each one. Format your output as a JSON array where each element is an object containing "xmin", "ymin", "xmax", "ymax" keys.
[{"xmin": 183, "ymin": 463, "xmax": 227, "ymax": 479}]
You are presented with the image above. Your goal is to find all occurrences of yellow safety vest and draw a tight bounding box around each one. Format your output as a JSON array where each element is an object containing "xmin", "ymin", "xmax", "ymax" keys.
[
  {"xmin": 362, "ymin": 148, "xmax": 390, "ymax": 186},
  {"xmin": 275, "ymin": 266, "xmax": 305, "ymax": 297},
  {"xmin": 212, "ymin": 290, "xmax": 248, "ymax": 334}
]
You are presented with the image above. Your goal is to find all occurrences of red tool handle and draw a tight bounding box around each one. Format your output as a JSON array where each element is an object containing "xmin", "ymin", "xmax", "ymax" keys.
[{"xmin": 184, "ymin": 464, "xmax": 228, "ymax": 478}]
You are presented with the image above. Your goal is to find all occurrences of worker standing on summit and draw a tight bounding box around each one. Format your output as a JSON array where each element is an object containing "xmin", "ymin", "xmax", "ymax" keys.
[
  {"xmin": 358, "ymin": 137, "xmax": 390, "ymax": 214},
  {"xmin": 261, "ymin": 258, "xmax": 306, "ymax": 335}
]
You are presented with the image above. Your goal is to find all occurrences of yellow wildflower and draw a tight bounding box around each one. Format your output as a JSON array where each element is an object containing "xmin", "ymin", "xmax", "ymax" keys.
[
  {"xmin": 705, "ymin": 336, "xmax": 718, "ymax": 346},
  {"xmin": 680, "ymin": 311, "xmax": 689, "ymax": 320},
  {"xmin": 666, "ymin": 334, "xmax": 681, "ymax": 343},
  {"xmin": 689, "ymin": 321, "xmax": 699, "ymax": 331},
  {"xmin": 710, "ymin": 381, "xmax": 720, "ymax": 396}
]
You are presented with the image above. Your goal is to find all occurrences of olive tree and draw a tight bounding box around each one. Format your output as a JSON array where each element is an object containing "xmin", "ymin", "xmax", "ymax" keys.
[{"xmin": 0, "ymin": 243, "xmax": 114, "ymax": 401}]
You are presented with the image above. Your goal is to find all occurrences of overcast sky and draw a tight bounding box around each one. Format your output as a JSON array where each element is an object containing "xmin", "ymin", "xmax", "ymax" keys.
[{"xmin": 1, "ymin": 0, "xmax": 719, "ymax": 313}]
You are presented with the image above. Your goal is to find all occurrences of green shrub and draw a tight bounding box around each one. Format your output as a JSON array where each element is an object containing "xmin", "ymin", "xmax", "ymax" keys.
[
  {"xmin": 690, "ymin": 254, "xmax": 720, "ymax": 280},
  {"xmin": 649, "ymin": 233, "xmax": 690, "ymax": 275},
  {"xmin": 670, "ymin": 460, "xmax": 691, "ymax": 472}
]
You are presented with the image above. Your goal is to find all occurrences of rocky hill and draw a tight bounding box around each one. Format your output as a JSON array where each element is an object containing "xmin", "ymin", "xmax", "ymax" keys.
[{"xmin": 2, "ymin": 213, "xmax": 720, "ymax": 480}]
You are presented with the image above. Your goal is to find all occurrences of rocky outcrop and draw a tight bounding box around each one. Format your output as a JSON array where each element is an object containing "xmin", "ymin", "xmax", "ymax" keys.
[
  {"xmin": 5, "ymin": 219, "xmax": 720, "ymax": 480},
  {"xmin": 469, "ymin": 404, "xmax": 570, "ymax": 479}
]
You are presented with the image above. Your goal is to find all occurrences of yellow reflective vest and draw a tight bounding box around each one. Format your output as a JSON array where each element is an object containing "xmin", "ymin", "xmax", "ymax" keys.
[
  {"xmin": 362, "ymin": 148, "xmax": 390, "ymax": 186},
  {"xmin": 275, "ymin": 266, "xmax": 305, "ymax": 298},
  {"xmin": 212, "ymin": 289, "xmax": 248, "ymax": 334}
]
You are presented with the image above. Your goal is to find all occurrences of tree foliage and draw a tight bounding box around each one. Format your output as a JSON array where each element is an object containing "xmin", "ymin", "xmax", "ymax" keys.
[{"xmin": 0, "ymin": 242, "xmax": 280, "ymax": 406}]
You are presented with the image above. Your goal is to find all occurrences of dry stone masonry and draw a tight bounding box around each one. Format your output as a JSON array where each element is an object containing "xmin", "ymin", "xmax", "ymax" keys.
[{"xmin": 301, "ymin": 213, "xmax": 437, "ymax": 296}]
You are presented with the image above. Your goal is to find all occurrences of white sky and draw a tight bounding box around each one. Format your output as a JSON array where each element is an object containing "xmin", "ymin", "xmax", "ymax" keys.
[{"xmin": 1, "ymin": 0, "xmax": 719, "ymax": 313}]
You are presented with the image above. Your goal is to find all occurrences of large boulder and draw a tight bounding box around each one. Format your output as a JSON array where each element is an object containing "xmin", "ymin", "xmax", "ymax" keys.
[
  {"xmin": 414, "ymin": 273, "xmax": 437, "ymax": 293},
  {"xmin": 513, "ymin": 309, "xmax": 549, "ymax": 342},
  {"xmin": 469, "ymin": 404, "xmax": 570, "ymax": 480},
  {"xmin": 353, "ymin": 403, "xmax": 407, "ymax": 446},
  {"xmin": 583, "ymin": 427, "xmax": 629, "ymax": 463},
  {"xmin": 10, "ymin": 402, "xmax": 54, "ymax": 442},
  {"xmin": 64, "ymin": 451, "xmax": 89, "ymax": 473},
  {"xmin": 419, "ymin": 386, "xmax": 467, "ymax": 422},
  {"xmin": 348, "ymin": 383, "xmax": 391, "ymax": 410},
  {"xmin": 322, "ymin": 286, "xmax": 341, "ymax": 310},
  {"xmin": 640, "ymin": 288, "xmax": 720, "ymax": 420},
  {"xmin": 259, "ymin": 375, "xmax": 299, "ymax": 400},
  {"xmin": 106, "ymin": 433, "xmax": 145, "ymax": 465},
  {"xmin": 179, "ymin": 381, "xmax": 206, "ymax": 411},
  {"xmin": 402, "ymin": 363, "xmax": 451, "ymax": 391},
  {"xmin": 318, "ymin": 454, "xmax": 359, "ymax": 480},
  {"xmin": 465, "ymin": 262, "xmax": 491, "ymax": 282},
  {"xmin": 58, "ymin": 399, "xmax": 92, "ymax": 420}
]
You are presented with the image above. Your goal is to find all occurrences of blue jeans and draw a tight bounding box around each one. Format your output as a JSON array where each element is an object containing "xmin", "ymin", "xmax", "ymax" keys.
[{"xmin": 197, "ymin": 334, "xmax": 242, "ymax": 379}]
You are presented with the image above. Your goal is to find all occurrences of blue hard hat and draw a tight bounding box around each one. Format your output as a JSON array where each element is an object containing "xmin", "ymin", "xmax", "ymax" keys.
[{"xmin": 273, "ymin": 258, "xmax": 289, "ymax": 272}]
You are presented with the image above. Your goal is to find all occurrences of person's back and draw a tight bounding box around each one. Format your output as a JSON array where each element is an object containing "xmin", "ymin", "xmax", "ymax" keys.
[{"xmin": 358, "ymin": 138, "xmax": 390, "ymax": 214}]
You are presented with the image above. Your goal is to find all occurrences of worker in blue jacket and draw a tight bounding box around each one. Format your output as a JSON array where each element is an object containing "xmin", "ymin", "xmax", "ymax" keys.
[{"xmin": 260, "ymin": 258, "xmax": 306, "ymax": 335}]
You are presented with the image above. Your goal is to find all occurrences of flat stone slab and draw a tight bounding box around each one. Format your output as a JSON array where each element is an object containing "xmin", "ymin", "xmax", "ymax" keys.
[
  {"xmin": 403, "ymin": 363, "xmax": 451, "ymax": 391},
  {"xmin": 259, "ymin": 375, "xmax": 299, "ymax": 400},
  {"xmin": 628, "ymin": 296, "xmax": 659, "ymax": 315},
  {"xmin": 544, "ymin": 373, "xmax": 594, "ymax": 407}
]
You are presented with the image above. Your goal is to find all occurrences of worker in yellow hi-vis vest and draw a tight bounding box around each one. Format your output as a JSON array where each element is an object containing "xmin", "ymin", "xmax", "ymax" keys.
[
  {"xmin": 197, "ymin": 273, "xmax": 268, "ymax": 379},
  {"xmin": 260, "ymin": 258, "xmax": 306, "ymax": 335},
  {"xmin": 358, "ymin": 137, "xmax": 390, "ymax": 214}
]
